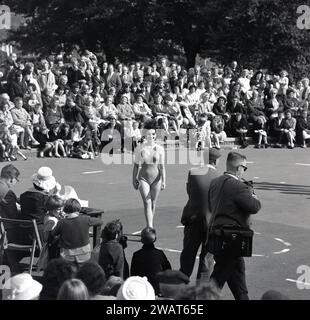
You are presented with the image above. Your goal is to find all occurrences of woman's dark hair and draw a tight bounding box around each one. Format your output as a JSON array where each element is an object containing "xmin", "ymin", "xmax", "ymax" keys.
[
  {"xmin": 45, "ymin": 195, "xmax": 64, "ymax": 211},
  {"xmin": 40, "ymin": 258, "xmax": 76, "ymax": 300},
  {"xmin": 101, "ymin": 221, "xmax": 119, "ymax": 241},
  {"xmin": 63, "ymin": 198, "xmax": 81, "ymax": 214},
  {"xmin": 76, "ymin": 261, "xmax": 106, "ymax": 297}
]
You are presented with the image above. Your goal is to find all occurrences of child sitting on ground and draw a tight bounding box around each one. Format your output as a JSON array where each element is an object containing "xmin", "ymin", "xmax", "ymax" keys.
[
  {"xmin": 58, "ymin": 123, "xmax": 73, "ymax": 156},
  {"xmin": 48, "ymin": 124, "xmax": 67, "ymax": 158},
  {"xmin": 0, "ymin": 125, "xmax": 27, "ymax": 161}
]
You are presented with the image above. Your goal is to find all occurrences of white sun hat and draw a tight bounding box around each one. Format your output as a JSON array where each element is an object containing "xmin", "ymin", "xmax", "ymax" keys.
[
  {"xmin": 32, "ymin": 166, "xmax": 57, "ymax": 192},
  {"xmin": 3, "ymin": 273, "xmax": 43, "ymax": 300},
  {"xmin": 116, "ymin": 276, "xmax": 155, "ymax": 300}
]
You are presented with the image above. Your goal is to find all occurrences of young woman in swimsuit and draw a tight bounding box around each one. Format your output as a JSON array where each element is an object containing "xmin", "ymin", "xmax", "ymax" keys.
[{"xmin": 132, "ymin": 123, "xmax": 166, "ymax": 228}]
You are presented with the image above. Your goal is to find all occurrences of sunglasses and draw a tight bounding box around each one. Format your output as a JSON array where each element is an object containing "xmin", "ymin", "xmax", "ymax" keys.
[{"xmin": 238, "ymin": 165, "xmax": 248, "ymax": 172}]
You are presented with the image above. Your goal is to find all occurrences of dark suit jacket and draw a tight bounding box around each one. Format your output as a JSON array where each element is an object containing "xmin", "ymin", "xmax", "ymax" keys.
[
  {"xmin": 130, "ymin": 244, "xmax": 171, "ymax": 294},
  {"xmin": 104, "ymin": 72, "xmax": 122, "ymax": 92},
  {"xmin": 209, "ymin": 174, "xmax": 261, "ymax": 228},
  {"xmin": 181, "ymin": 166, "xmax": 219, "ymax": 226}
]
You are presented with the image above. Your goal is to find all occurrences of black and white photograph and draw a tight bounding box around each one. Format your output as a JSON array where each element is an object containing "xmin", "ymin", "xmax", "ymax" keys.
[{"xmin": 0, "ymin": 0, "xmax": 309, "ymax": 309}]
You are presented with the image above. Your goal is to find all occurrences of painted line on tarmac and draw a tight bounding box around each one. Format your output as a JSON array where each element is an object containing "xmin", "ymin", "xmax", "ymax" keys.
[
  {"xmin": 286, "ymin": 278, "xmax": 310, "ymax": 286},
  {"xmin": 296, "ymin": 163, "xmax": 310, "ymax": 167},
  {"xmin": 253, "ymin": 177, "xmax": 260, "ymax": 179},
  {"xmin": 279, "ymin": 182, "xmax": 287, "ymax": 184},
  {"xmin": 82, "ymin": 170, "xmax": 104, "ymax": 174},
  {"xmin": 273, "ymin": 248, "xmax": 290, "ymax": 254},
  {"xmin": 176, "ymin": 226, "xmax": 184, "ymax": 228},
  {"xmin": 274, "ymin": 238, "xmax": 291, "ymax": 246}
]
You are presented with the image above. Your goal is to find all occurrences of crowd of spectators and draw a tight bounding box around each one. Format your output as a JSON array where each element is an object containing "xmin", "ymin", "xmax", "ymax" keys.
[{"xmin": 0, "ymin": 51, "xmax": 309, "ymax": 161}]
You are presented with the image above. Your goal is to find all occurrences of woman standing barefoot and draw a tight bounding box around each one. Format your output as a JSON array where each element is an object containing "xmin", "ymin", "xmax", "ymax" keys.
[{"xmin": 132, "ymin": 123, "xmax": 166, "ymax": 228}]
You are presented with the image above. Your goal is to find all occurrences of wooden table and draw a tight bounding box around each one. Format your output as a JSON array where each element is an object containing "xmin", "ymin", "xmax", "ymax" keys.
[{"xmin": 81, "ymin": 207, "xmax": 104, "ymax": 248}]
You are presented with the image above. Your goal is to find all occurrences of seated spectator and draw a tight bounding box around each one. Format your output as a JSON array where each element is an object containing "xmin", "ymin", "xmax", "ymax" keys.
[
  {"xmin": 54, "ymin": 85, "xmax": 67, "ymax": 108},
  {"xmin": 57, "ymin": 278, "xmax": 89, "ymax": 300},
  {"xmin": 296, "ymin": 110, "xmax": 310, "ymax": 148},
  {"xmin": 283, "ymin": 88, "xmax": 301, "ymax": 116},
  {"xmin": 198, "ymin": 92, "xmax": 214, "ymax": 117},
  {"xmin": 45, "ymin": 96, "xmax": 64, "ymax": 128},
  {"xmin": 51, "ymin": 198, "xmax": 103, "ymax": 265},
  {"xmin": 213, "ymin": 96, "xmax": 230, "ymax": 124},
  {"xmin": 35, "ymin": 127, "xmax": 53, "ymax": 158},
  {"xmin": 58, "ymin": 123, "xmax": 73, "ymax": 155},
  {"xmin": 20, "ymin": 166, "xmax": 61, "ymax": 241},
  {"xmin": 164, "ymin": 93, "xmax": 183, "ymax": 136},
  {"xmin": 9, "ymin": 71, "xmax": 27, "ymax": 101},
  {"xmin": 40, "ymin": 258, "xmax": 76, "ymax": 300},
  {"xmin": 116, "ymin": 276, "xmax": 156, "ymax": 300},
  {"xmin": 132, "ymin": 94, "xmax": 152, "ymax": 124},
  {"xmin": 63, "ymin": 97, "xmax": 84, "ymax": 128},
  {"xmin": 48, "ymin": 124, "xmax": 66, "ymax": 158},
  {"xmin": 130, "ymin": 227, "xmax": 171, "ymax": 295},
  {"xmin": 247, "ymin": 89, "xmax": 266, "ymax": 124},
  {"xmin": 270, "ymin": 110, "xmax": 286, "ymax": 147},
  {"xmin": 76, "ymin": 261, "xmax": 111, "ymax": 300},
  {"xmin": 230, "ymin": 112, "xmax": 249, "ymax": 148},
  {"xmin": 99, "ymin": 221, "xmax": 124, "ymax": 278},
  {"xmin": 0, "ymin": 125, "xmax": 19, "ymax": 161},
  {"xmin": 0, "ymin": 164, "xmax": 20, "ymax": 240},
  {"xmin": 117, "ymin": 95, "xmax": 135, "ymax": 121},
  {"xmin": 211, "ymin": 115, "xmax": 227, "ymax": 149},
  {"xmin": 3, "ymin": 273, "xmax": 42, "ymax": 300},
  {"xmin": 283, "ymin": 110, "xmax": 296, "ymax": 149},
  {"xmin": 100, "ymin": 115, "xmax": 123, "ymax": 154},
  {"xmin": 254, "ymin": 117, "xmax": 269, "ymax": 149},
  {"xmin": 10, "ymin": 97, "xmax": 40, "ymax": 149},
  {"xmin": 155, "ymin": 270, "xmax": 190, "ymax": 299},
  {"xmin": 82, "ymin": 96, "xmax": 106, "ymax": 132},
  {"xmin": 193, "ymin": 113, "xmax": 212, "ymax": 150},
  {"xmin": 264, "ymin": 88, "xmax": 283, "ymax": 119},
  {"xmin": 31, "ymin": 103, "xmax": 47, "ymax": 132}
]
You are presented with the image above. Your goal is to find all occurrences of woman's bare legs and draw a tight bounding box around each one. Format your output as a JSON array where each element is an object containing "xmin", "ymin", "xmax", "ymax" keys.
[
  {"xmin": 150, "ymin": 179, "xmax": 162, "ymax": 220},
  {"xmin": 139, "ymin": 180, "xmax": 153, "ymax": 228}
]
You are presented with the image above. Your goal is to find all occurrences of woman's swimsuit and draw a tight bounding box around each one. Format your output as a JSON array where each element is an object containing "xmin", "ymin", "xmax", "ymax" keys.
[{"xmin": 136, "ymin": 144, "xmax": 162, "ymax": 185}]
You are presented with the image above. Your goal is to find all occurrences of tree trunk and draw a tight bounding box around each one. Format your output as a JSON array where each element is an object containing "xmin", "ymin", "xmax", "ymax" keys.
[{"xmin": 184, "ymin": 42, "xmax": 199, "ymax": 69}]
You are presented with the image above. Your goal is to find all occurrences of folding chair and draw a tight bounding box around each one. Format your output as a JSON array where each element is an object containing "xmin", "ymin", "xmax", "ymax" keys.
[{"xmin": 0, "ymin": 216, "xmax": 43, "ymax": 275}]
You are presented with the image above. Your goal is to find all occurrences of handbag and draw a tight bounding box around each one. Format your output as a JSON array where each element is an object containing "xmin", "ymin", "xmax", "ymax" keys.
[{"xmin": 207, "ymin": 177, "xmax": 254, "ymax": 257}]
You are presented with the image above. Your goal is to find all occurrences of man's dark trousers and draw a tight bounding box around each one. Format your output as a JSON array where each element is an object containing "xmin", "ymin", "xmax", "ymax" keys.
[
  {"xmin": 180, "ymin": 219, "xmax": 211, "ymax": 280},
  {"xmin": 211, "ymin": 255, "xmax": 249, "ymax": 300}
]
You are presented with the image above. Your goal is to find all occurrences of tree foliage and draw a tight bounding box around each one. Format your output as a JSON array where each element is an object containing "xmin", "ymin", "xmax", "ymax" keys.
[{"xmin": 5, "ymin": 0, "xmax": 310, "ymax": 77}]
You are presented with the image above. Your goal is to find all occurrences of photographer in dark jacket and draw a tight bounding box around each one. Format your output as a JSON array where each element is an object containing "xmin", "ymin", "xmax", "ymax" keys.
[{"xmin": 208, "ymin": 152, "xmax": 261, "ymax": 300}]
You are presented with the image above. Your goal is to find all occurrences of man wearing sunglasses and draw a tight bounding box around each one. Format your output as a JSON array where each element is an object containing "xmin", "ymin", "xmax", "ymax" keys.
[{"xmin": 208, "ymin": 151, "xmax": 261, "ymax": 300}]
